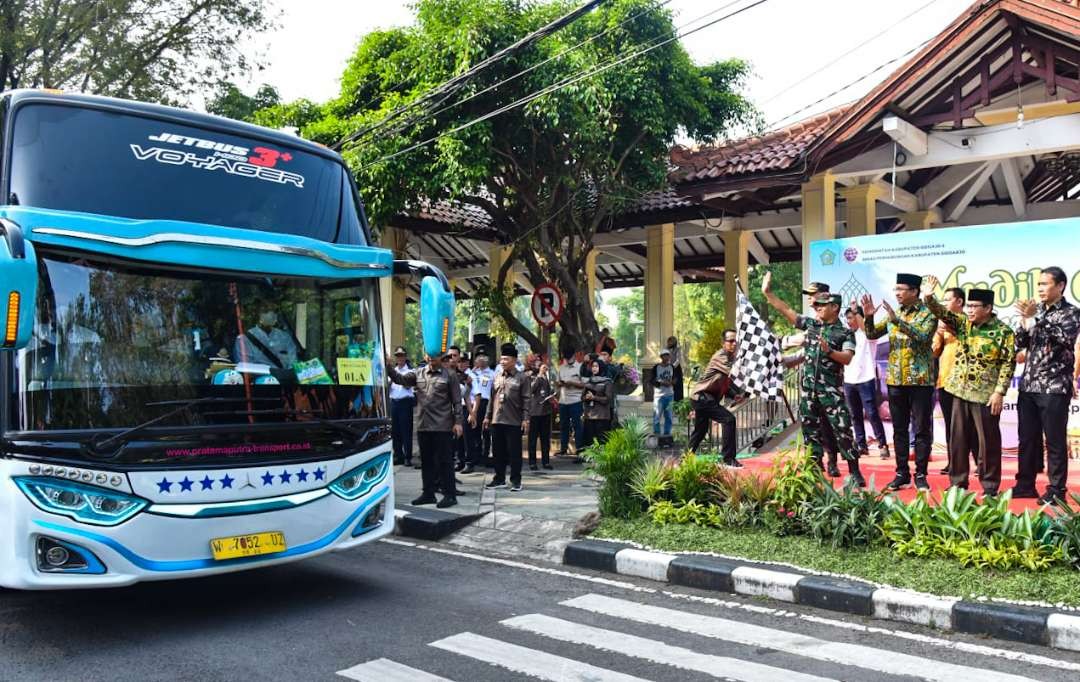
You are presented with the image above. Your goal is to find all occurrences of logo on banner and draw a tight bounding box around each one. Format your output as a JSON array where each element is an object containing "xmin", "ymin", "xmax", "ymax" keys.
[
  {"xmin": 844, "ymin": 247, "xmax": 859, "ymax": 263},
  {"xmin": 820, "ymin": 249, "xmax": 836, "ymax": 266}
]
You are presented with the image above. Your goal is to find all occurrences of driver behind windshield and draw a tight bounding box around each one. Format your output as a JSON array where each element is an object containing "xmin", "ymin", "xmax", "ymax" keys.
[{"xmin": 233, "ymin": 304, "xmax": 300, "ymax": 369}]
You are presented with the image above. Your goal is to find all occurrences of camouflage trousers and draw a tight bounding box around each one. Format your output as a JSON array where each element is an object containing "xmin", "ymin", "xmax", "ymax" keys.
[{"xmin": 800, "ymin": 387, "xmax": 860, "ymax": 462}]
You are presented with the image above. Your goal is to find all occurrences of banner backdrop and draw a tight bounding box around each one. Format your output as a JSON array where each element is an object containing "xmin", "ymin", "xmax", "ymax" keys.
[{"xmin": 808, "ymin": 217, "xmax": 1080, "ymax": 452}]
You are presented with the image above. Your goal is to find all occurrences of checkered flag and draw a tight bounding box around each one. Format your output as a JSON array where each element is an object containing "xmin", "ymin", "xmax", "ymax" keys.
[{"xmin": 730, "ymin": 283, "xmax": 784, "ymax": 400}]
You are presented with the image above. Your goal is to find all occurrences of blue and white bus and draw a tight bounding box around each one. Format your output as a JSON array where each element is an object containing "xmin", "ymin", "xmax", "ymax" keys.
[{"xmin": 0, "ymin": 90, "xmax": 454, "ymax": 589}]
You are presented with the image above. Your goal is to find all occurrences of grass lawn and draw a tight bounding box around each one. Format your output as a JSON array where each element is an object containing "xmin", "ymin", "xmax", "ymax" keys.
[{"xmin": 594, "ymin": 517, "xmax": 1080, "ymax": 607}]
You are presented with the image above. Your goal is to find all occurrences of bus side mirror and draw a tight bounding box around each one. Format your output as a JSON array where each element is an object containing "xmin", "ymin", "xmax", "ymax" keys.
[
  {"xmin": 419, "ymin": 275, "xmax": 454, "ymax": 358},
  {"xmin": 0, "ymin": 219, "xmax": 37, "ymax": 351}
]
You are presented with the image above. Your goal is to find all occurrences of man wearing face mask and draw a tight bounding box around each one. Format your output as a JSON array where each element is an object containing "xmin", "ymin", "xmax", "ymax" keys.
[{"xmin": 233, "ymin": 305, "xmax": 300, "ymax": 368}]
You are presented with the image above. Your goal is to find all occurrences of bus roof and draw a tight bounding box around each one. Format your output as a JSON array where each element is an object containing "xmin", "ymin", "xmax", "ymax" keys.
[{"xmin": 1, "ymin": 89, "xmax": 340, "ymax": 163}]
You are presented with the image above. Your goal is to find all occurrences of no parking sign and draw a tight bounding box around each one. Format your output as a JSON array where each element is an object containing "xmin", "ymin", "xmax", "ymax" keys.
[{"xmin": 530, "ymin": 283, "xmax": 564, "ymax": 328}]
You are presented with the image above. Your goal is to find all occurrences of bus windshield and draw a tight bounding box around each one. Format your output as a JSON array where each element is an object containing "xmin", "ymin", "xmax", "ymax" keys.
[
  {"xmin": 8, "ymin": 102, "xmax": 366, "ymax": 245},
  {"xmin": 10, "ymin": 253, "xmax": 387, "ymax": 461}
]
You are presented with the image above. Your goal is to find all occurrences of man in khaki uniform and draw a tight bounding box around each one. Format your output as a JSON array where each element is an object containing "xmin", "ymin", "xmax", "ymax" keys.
[
  {"xmin": 484, "ymin": 343, "xmax": 532, "ymax": 492},
  {"xmin": 386, "ymin": 351, "xmax": 464, "ymax": 508}
]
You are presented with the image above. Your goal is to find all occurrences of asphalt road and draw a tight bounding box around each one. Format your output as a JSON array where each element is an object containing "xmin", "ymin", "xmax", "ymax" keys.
[{"xmin": 3, "ymin": 539, "xmax": 1080, "ymax": 681}]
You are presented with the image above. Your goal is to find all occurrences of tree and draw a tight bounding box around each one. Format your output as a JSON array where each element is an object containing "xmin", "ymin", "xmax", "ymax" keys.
[
  {"xmin": 207, "ymin": 82, "xmax": 281, "ymax": 122},
  {"xmin": 608, "ymin": 288, "xmax": 643, "ymax": 359},
  {"xmin": 0, "ymin": 1, "xmax": 275, "ymax": 103},
  {"xmin": 291, "ymin": 0, "xmax": 754, "ymax": 354}
]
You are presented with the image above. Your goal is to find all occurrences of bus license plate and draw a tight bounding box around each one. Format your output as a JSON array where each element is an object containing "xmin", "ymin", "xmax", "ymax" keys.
[{"xmin": 210, "ymin": 531, "xmax": 286, "ymax": 560}]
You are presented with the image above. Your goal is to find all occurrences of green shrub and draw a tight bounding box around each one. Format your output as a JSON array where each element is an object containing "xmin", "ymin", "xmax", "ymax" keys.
[
  {"xmin": 882, "ymin": 488, "xmax": 1063, "ymax": 570},
  {"xmin": 1046, "ymin": 494, "xmax": 1080, "ymax": 568},
  {"xmin": 670, "ymin": 452, "xmax": 718, "ymax": 504},
  {"xmin": 649, "ymin": 500, "xmax": 723, "ymax": 528},
  {"xmin": 582, "ymin": 417, "xmax": 650, "ymax": 519},
  {"xmin": 767, "ymin": 448, "xmax": 825, "ymax": 534},
  {"xmin": 630, "ymin": 457, "xmax": 673, "ymax": 508},
  {"xmin": 803, "ymin": 476, "xmax": 888, "ymax": 549}
]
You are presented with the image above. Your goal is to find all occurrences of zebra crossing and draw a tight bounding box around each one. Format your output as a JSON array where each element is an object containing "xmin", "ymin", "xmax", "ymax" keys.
[{"xmin": 335, "ymin": 592, "xmax": 1049, "ymax": 682}]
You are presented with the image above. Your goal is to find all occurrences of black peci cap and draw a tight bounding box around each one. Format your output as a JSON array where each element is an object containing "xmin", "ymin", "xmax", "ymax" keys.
[
  {"xmin": 897, "ymin": 273, "xmax": 922, "ymax": 288},
  {"xmin": 968, "ymin": 288, "xmax": 994, "ymax": 305},
  {"xmin": 500, "ymin": 343, "xmax": 518, "ymax": 358}
]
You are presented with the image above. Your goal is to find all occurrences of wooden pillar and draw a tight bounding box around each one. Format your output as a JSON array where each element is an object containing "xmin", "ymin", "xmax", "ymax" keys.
[
  {"xmin": 722, "ymin": 230, "xmax": 749, "ymax": 330},
  {"xmin": 379, "ymin": 226, "xmax": 408, "ymax": 349},
  {"xmin": 801, "ymin": 173, "xmax": 836, "ymax": 311},
  {"xmin": 901, "ymin": 208, "xmax": 942, "ymax": 230},
  {"xmin": 838, "ymin": 183, "xmax": 882, "ymax": 238}
]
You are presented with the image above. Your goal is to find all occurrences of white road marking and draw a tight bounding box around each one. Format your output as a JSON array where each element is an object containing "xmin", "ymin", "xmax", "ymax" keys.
[
  {"xmin": 564, "ymin": 593, "xmax": 1038, "ymax": 682},
  {"xmin": 430, "ymin": 632, "xmax": 650, "ymax": 681},
  {"xmin": 336, "ymin": 657, "xmax": 453, "ymax": 681},
  {"xmin": 380, "ymin": 539, "xmax": 1080, "ymax": 673},
  {"xmin": 502, "ymin": 613, "xmax": 839, "ymax": 682}
]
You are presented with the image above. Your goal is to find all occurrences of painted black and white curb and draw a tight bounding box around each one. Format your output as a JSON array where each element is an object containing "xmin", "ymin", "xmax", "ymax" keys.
[{"xmin": 563, "ymin": 539, "xmax": 1080, "ymax": 653}]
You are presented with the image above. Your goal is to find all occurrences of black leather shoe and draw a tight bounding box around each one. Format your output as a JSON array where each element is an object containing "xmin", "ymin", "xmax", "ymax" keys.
[
  {"xmin": 1010, "ymin": 487, "xmax": 1040, "ymax": 499},
  {"xmin": 436, "ymin": 497, "xmax": 457, "ymax": 509},
  {"xmin": 827, "ymin": 465, "xmax": 841, "ymax": 478},
  {"xmin": 411, "ymin": 494, "xmax": 436, "ymax": 505},
  {"xmin": 461, "ymin": 465, "xmax": 476, "ymax": 474}
]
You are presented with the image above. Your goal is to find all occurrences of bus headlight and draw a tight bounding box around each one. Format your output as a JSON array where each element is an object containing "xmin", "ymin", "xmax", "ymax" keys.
[
  {"xmin": 328, "ymin": 454, "xmax": 390, "ymax": 501},
  {"xmin": 14, "ymin": 477, "xmax": 148, "ymax": 526}
]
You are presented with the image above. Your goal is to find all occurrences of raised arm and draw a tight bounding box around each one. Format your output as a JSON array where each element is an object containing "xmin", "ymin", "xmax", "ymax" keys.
[
  {"xmin": 860, "ymin": 294, "xmax": 887, "ymax": 340},
  {"xmin": 385, "ymin": 362, "xmax": 418, "ymax": 387},
  {"xmin": 761, "ymin": 271, "xmax": 798, "ymax": 325},
  {"xmin": 921, "ymin": 275, "xmax": 965, "ymax": 335}
]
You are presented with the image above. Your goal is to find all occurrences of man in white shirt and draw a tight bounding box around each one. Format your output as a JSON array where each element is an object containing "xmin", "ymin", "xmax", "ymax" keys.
[
  {"xmin": 388, "ymin": 346, "xmax": 416, "ymax": 466},
  {"xmin": 465, "ymin": 353, "xmax": 495, "ymax": 473},
  {"xmin": 843, "ymin": 306, "xmax": 889, "ymax": 470},
  {"xmin": 233, "ymin": 307, "xmax": 299, "ymax": 369},
  {"xmin": 555, "ymin": 349, "xmax": 585, "ymax": 456}
]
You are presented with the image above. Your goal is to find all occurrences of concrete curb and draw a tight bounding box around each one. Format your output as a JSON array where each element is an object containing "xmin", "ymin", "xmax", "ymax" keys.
[
  {"xmin": 393, "ymin": 506, "xmax": 487, "ymax": 541},
  {"xmin": 562, "ymin": 539, "xmax": 1080, "ymax": 653}
]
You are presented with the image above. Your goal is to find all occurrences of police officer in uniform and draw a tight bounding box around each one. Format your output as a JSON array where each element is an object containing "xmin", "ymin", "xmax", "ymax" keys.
[
  {"xmin": 484, "ymin": 343, "xmax": 532, "ymax": 492},
  {"xmin": 386, "ymin": 350, "xmax": 464, "ymax": 508},
  {"xmin": 763, "ymin": 273, "xmax": 866, "ymax": 486}
]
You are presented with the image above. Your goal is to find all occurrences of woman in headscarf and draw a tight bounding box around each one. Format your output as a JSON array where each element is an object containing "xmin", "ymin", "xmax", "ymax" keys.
[
  {"xmin": 525, "ymin": 354, "xmax": 554, "ymax": 471},
  {"xmin": 581, "ymin": 357, "xmax": 613, "ymax": 449}
]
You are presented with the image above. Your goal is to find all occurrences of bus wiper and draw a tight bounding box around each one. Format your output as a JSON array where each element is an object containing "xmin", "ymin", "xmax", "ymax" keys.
[
  {"xmin": 85, "ymin": 396, "xmax": 239, "ymax": 457},
  {"xmin": 203, "ymin": 408, "xmax": 387, "ymax": 446}
]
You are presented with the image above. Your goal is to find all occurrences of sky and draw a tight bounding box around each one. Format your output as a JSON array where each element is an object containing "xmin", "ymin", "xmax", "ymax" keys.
[
  {"xmin": 240, "ymin": 0, "xmax": 976, "ymax": 320},
  {"xmin": 247, "ymin": 0, "xmax": 973, "ymax": 128}
]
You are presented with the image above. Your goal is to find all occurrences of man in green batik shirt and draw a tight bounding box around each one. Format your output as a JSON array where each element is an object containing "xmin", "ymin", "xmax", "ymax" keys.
[
  {"xmin": 921, "ymin": 275, "xmax": 1016, "ymax": 497},
  {"xmin": 861, "ymin": 273, "xmax": 937, "ymax": 492}
]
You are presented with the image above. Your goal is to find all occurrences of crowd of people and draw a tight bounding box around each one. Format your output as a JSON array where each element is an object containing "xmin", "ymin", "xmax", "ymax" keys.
[
  {"xmin": 386, "ymin": 335, "xmax": 660, "ymax": 508},
  {"xmin": 752, "ymin": 266, "xmax": 1079, "ymax": 505}
]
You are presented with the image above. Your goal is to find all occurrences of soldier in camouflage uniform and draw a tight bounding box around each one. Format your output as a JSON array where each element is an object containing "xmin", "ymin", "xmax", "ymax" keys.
[{"xmin": 763, "ymin": 273, "xmax": 866, "ymax": 487}]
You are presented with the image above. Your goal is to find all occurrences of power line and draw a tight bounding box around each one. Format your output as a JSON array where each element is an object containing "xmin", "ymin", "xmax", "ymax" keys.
[
  {"xmin": 763, "ymin": 36, "xmax": 931, "ymax": 132},
  {"xmin": 358, "ymin": 0, "xmax": 770, "ymax": 170},
  {"xmin": 354, "ymin": 0, "xmax": 679, "ymax": 146},
  {"xmin": 760, "ymin": 0, "xmax": 942, "ymax": 105},
  {"xmin": 334, "ymin": 0, "xmax": 609, "ymax": 150}
]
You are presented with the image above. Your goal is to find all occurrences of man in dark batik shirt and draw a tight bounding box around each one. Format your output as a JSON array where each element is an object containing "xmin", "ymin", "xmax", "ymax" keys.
[{"xmin": 1013, "ymin": 266, "xmax": 1080, "ymax": 505}]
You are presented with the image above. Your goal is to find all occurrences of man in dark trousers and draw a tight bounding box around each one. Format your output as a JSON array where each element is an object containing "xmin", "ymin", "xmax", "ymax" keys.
[
  {"xmin": 923, "ymin": 277, "xmax": 1015, "ymax": 496},
  {"xmin": 484, "ymin": 343, "xmax": 532, "ymax": 492},
  {"xmin": 388, "ymin": 346, "xmax": 416, "ymax": 466},
  {"xmin": 1013, "ymin": 266, "xmax": 1080, "ymax": 504},
  {"xmin": 862, "ymin": 273, "xmax": 937, "ymax": 491},
  {"xmin": 386, "ymin": 350, "xmax": 464, "ymax": 509},
  {"xmin": 687, "ymin": 329, "xmax": 742, "ymax": 466}
]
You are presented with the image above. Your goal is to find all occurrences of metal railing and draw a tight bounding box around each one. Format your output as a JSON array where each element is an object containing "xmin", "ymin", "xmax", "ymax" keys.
[{"xmin": 686, "ymin": 368, "xmax": 803, "ymax": 454}]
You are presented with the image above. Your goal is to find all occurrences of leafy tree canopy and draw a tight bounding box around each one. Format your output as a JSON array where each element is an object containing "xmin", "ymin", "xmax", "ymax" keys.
[
  {"xmin": 271, "ymin": 0, "xmax": 755, "ymax": 353},
  {"xmin": 0, "ymin": 0, "xmax": 276, "ymax": 104},
  {"xmin": 206, "ymin": 82, "xmax": 281, "ymax": 122}
]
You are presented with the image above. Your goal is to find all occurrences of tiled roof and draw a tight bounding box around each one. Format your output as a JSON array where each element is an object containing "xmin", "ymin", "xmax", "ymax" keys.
[
  {"xmin": 408, "ymin": 199, "xmax": 493, "ymax": 231},
  {"xmin": 403, "ymin": 188, "xmax": 695, "ymax": 231},
  {"xmin": 668, "ymin": 106, "xmax": 850, "ymax": 185}
]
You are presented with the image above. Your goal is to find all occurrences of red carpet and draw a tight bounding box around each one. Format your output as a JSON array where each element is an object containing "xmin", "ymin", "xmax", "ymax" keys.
[{"xmin": 741, "ymin": 417, "xmax": 1080, "ymax": 512}]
